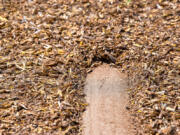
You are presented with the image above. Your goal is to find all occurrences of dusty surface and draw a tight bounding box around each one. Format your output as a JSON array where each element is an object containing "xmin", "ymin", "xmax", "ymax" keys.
[{"xmin": 83, "ymin": 64, "xmax": 135, "ymax": 135}]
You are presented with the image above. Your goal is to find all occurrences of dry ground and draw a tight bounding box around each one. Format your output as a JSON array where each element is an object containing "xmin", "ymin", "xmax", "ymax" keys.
[
  {"xmin": 83, "ymin": 64, "xmax": 135, "ymax": 135},
  {"xmin": 0, "ymin": 0, "xmax": 179, "ymax": 134}
]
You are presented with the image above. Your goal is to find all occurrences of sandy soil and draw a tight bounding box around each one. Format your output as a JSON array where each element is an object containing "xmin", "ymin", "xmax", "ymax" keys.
[{"xmin": 83, "ymin": 64, "xmax": 135, "ymax": 135}]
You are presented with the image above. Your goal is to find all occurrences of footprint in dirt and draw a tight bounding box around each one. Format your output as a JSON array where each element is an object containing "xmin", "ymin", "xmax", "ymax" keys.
[{"xmin": 83, "ymin": 64, "xmax": 135, "ymax": 135}]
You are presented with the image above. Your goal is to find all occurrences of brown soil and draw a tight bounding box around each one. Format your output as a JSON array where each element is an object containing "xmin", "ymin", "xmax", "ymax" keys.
[
  {"xmin": 1, "ymin": 1, "xmax": 179, "ymax": 134},
  {"xmin": 83, "ymin": 64, "xmax": 135, "ymax": 135}
]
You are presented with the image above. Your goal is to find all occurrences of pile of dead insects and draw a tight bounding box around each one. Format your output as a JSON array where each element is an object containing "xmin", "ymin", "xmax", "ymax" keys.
[{"xmin": 0, "ymin": 0, "xmax": 179, "ymax": 134}]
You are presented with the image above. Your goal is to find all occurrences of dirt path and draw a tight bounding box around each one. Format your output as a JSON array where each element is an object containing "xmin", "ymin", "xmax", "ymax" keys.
[{"xmin": 83, "ymin": 64, "xmax": 135, "ymax": 135}]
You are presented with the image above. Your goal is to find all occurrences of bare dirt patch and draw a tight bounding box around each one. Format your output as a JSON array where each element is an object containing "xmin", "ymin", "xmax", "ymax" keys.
[{"xmin": 83, "ymin": 64, "xmax": 135, "ymax": 135}]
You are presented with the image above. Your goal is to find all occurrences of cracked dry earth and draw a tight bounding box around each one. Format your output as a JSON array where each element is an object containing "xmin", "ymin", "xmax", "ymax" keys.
[{"xmin": 83, "ymin": 64, "xmax": 135, "ymax": 135}]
